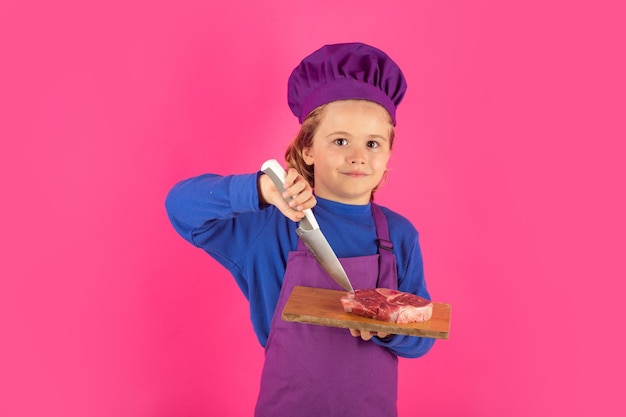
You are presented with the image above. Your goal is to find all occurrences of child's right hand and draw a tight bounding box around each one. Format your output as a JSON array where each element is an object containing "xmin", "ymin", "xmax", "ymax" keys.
[{"xmin": 259, "ymin": 167, "xmax": 316, "ymax": 222}]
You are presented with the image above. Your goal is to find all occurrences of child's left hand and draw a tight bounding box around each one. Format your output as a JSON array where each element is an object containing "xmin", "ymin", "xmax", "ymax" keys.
[{"xmin": 349, "ymin": 328, "xmax": 391, "ymax": 341}]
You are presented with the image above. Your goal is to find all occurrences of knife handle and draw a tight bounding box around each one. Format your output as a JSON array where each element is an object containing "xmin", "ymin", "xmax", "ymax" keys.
[{"xmin": 261, "ymin": 159, "xmax": 319, "ymax": 229}]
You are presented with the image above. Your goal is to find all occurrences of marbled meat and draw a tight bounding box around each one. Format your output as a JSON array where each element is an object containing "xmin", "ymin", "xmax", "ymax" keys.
[{"xmin": 340, "ymin": 288, "xmax": 433, "ymax": 323}]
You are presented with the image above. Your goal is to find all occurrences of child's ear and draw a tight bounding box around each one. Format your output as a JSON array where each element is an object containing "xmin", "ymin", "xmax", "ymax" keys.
[{"xmin": 302, "ymin": 147, "xmax": 314, "ymax": 166}]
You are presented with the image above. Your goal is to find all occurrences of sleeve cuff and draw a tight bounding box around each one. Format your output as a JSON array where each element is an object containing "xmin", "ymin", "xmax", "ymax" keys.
[{"xmin": 229, "ymin": 172, "xmax": 264, "ymax": 213}]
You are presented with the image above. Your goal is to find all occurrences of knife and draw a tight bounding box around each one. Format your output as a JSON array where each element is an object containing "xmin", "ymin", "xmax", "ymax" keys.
[{"xmin": 261, "ymin": 159, "xmax": 355, "ymax": 293}]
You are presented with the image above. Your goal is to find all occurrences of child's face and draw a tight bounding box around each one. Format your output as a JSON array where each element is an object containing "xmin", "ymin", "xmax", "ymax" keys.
[{"xmin": 303, "ymin": 100, "xmax": 392, "ymax": 205}]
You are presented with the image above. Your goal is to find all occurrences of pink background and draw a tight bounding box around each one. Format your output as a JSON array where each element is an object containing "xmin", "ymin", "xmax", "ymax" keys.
[{"xmin": 1, "ymin": 1, "xmax": 624, "ymax": 416}]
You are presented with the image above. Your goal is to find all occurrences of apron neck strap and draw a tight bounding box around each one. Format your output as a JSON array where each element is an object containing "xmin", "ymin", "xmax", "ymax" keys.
[{"xmin": 371, "ymin": 203, "xmax": 393, "ymax": 252}]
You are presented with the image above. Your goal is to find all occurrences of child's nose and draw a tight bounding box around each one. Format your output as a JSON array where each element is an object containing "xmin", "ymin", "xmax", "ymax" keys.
[{"xmin": 349, "ymin": 149, "xmax": 366, "ymax": 164}]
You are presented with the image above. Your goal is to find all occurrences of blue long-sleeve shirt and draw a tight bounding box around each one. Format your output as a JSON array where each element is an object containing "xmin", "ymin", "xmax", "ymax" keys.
[{"xmin": 165, "ymin": 172, "xmax": 435, "ymax": 358}]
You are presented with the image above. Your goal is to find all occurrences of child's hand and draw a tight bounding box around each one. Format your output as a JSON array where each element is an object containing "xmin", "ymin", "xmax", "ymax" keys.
[
  {"xmin": 349, "ymin": 328, "xmax": 391, "ymax": 341},
  {"xmin": 259, "ymin": 167, "xmax": 316, "ymax": 222}
]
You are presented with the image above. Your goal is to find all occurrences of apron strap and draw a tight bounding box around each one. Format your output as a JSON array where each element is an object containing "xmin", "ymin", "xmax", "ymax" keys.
[
  {"xmin": 371, "ymin": 203, "xmax": 392, "ymax": 251},
  {"xmin": 371, "ymin": 203, "xmax": 397, "ymax": 289}
]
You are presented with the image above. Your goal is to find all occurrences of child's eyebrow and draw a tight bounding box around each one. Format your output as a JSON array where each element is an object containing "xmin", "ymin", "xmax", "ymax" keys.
[{"xmin": 326, "ymin": 131, "xmax": 352, "ymax": 137}]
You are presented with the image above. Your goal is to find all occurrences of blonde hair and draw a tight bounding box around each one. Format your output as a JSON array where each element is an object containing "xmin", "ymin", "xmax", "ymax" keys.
[{"xmin": 284, "ymin": 100, "xmax": 395, "ymax": 198}]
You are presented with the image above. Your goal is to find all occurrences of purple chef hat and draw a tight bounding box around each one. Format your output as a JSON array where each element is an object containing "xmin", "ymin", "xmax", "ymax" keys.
[{"xmin": 287, "ymin": 42, "xmax": 407, "ymax": 125}]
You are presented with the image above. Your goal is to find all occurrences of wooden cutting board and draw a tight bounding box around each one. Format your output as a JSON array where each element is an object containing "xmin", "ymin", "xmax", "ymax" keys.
[{"xmin": 282, "ymin": 286, "xmax": 451, "ymax": 339}]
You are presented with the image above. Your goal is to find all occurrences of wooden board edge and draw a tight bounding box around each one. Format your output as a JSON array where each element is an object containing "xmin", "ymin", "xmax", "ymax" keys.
[{"xmin": 282, "ymin": 311, "xmax": 450, "ymax": 340}]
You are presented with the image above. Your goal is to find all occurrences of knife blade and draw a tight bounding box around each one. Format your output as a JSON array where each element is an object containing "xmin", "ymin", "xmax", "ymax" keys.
[{"xmin": 261, "ymin": 159, "xmax": 355, "ymax": 293}]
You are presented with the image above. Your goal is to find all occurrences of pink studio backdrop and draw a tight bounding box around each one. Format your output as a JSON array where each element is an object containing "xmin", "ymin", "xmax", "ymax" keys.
[{"xmin": 1, "ymin": 1, "xmax": 624, "ymax": 416}]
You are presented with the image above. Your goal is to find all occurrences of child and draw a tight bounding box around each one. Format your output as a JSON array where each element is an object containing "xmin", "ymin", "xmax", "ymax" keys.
[{"xmin": 165, "ymin": 42, "xmax": 435, "ymax": 417}]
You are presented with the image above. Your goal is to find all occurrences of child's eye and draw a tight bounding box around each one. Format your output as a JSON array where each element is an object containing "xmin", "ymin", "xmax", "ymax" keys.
[
  {"xmin": 367, "ymin": 141, "xmax": 379, "ymax": 149},
  {"xmin": 334, "ymin": 138, "xmax": 348, "ymax": 146}
]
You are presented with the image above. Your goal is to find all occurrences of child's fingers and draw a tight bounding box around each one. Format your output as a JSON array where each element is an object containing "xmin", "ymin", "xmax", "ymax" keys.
[
  {"xmin": 287, "ymin": 189, "xmax": 315, "ymax": 211},
  {"xmin": 283, "ymin": 168, "xmax": 315, "ymax": 211},
  {"xmin": 272, "ymin": 194, "xmax": 306, "ymax": 222},
  {"xmin": 349, "ymin": 328, "xmax": 390, "ymax": 341},
  {"xmin": 349, "ymin": 329, "xmax": 374, "ymax": 341},
  {"xmin": 259, "ymin": 169, "xmax": 315, "ymax": 222},
  {"xmin": 282, "ymin": 169, "xmax": 306, "ymax": 196}
]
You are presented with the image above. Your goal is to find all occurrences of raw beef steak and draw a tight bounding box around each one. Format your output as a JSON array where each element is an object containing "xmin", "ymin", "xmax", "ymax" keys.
[{"xmin": 340, "ymin": 288, "xmax": 433, "ymax": 323}]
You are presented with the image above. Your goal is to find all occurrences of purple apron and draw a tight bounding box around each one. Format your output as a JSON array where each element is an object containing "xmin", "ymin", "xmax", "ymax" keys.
[{"xmin": 255, "ymin": 204, "xmax": 399, "ymax": 417}]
